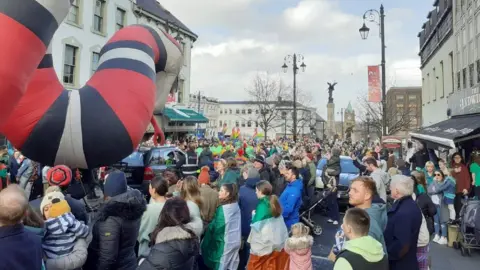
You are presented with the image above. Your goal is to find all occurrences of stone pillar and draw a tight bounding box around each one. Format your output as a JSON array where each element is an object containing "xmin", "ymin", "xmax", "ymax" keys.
[{"xmin": 327, "ymin": 102, "xmax": 335, "ymax": 137}]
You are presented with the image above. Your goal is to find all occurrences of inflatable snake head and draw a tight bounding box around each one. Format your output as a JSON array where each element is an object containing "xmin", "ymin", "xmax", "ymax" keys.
[{"xmin": 0, "ymin": 1, "xmax": 183, "ymax": 169}]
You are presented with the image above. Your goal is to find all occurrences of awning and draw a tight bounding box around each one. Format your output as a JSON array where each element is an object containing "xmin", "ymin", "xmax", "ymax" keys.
[
  {"xmin": 163, "ymin": 107, "xmax": 208, "ymax": 123},
  {"xmin": 410, "ymin": 115, "xmax": 480, "ymax": 148}
]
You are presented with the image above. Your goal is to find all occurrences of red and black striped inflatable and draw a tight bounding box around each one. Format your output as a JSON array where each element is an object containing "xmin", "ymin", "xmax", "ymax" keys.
[{"xmin": 0, "ymin": 0, "xmax": 183, "ymax": 169}]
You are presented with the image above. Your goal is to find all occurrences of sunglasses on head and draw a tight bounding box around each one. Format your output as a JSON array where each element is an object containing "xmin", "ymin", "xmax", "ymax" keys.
[{"xmin": 434, "ymin": 173, "xmax": 442, "ymax": 176}]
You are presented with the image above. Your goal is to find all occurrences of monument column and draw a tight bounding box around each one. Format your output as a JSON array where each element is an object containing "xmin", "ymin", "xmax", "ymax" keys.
[
  {"xmin": 326, "ymin": 82, "xmax": 337, "ymax": 138},
  {"xmin": 327, "ymin": 103, "xmax": 335, "ymax": 137}
]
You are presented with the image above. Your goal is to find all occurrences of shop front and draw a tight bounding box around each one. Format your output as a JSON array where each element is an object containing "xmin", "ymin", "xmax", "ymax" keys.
[
  {"xmin": 147, "ymin": 107, "xmax": 208, "ymax": 141},
  {"xmin": 410, "ymin": 86, "xmax": 480, "ymax": 158}
]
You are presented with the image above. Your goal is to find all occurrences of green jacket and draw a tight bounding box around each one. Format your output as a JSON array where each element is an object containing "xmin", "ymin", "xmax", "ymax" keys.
[
  {"xmin": 308, "ymin": 162, "xmax": 316, "ymax": 186},
  {"xmin": 217, "ymin": 169, "xmax": 240, "ymax": 187}
]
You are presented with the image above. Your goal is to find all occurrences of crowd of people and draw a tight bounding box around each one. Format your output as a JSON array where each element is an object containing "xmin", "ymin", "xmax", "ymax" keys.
[{"xmin": 0, "ymin": 137, "xmax": 479, "ymax": 270}]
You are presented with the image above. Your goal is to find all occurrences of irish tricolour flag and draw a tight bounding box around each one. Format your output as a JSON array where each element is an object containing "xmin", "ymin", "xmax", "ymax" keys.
[{"xmin": 201, "ymin": 203, "xmax": 242, "ymax": 270}]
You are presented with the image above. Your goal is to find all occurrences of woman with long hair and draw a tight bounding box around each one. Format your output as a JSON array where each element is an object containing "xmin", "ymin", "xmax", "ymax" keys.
[
  {"xmin": 201, "ymin": 183, "xmax": 241, "ymax": 270},
  {"xmin": 137, "ymin": 198, "xmax": 199, "ymax": 270},
  {"xmin": 427, "ymin": 170, "xmax": 454, "ymax": 245},
  {"xmin": 175, "ymin": 176, "xmax": 204, "ymax": 237},
  {"xmin": 137, "ymin": 176, "xmax": 169, "ymax": 259},
  {"xmin": 247, "ymin": 180, "xmax": 289, "ymax": 270},
  {"xmin": 450, "ymin": 152, "xmax": 470, "ymax": 217}
]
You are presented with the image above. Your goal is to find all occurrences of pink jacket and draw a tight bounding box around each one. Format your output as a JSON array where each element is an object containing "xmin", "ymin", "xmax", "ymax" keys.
[{"xmin": 284, "ymin": 235, "xmax": 313, "ymax": 270}]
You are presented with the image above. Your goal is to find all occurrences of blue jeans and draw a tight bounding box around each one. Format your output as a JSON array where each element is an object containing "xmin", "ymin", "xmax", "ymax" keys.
[
  {"xmin": 327, "ymin": 190, "xmax": 340, "ymax": 222},
  {"xmin": 238, "ymin": 240, "xmax": 250, "ymax": 270},
  {"xmin": 434, "ymin": 205, "xmax": 447, "ymax": 237}
]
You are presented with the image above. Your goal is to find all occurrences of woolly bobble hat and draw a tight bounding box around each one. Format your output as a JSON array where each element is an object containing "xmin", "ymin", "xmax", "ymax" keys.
[
  {"xmin": 47, "ymin": 165, "xmax": 72, "ymax": 187},
  {"xmin": 48, "ymin": 199, "xmax": 71, "ymax": 219},
  {"xmin": 40, "ymin": 191, "xmax": 65, "ymax": 215},
  {"xmin": 198, "ymin": 166, "xmax": 210, "ymax": 185}
]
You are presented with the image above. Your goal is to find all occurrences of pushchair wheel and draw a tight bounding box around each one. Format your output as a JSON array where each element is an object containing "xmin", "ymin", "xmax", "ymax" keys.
[
  {"xmin": 460, "ymin": 245, "xmax": 467, "ymax": 256},
  {"xmin": 452, "ymin": 241, "xmax": 459, "ymax": 249},
  {"xmin": 466, "ymin": 248, "xmax": 472, "ymax": 256},
  {"xmin": 312, "ymin": 225, "xmax": 323, "ymax": 236}
]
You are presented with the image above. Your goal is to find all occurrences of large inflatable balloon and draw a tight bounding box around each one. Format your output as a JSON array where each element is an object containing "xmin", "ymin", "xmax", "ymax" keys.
[{"xmin": 0, "ymin": 0, "xmax": 183, "ymax": 169}]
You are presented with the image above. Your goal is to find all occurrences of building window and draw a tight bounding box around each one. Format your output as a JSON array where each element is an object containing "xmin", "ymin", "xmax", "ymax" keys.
[
  {"xmin": 220, "ymin": 109, "xmax": 223, "ymax": 114},
  {"xmin": 67, "ymin": 0, "xmax": 80, "ymax": 24},
  {"xmin": 115, "ymin": 8, "xmax": 125, "ymax": 31},
  {"xmin": 463, "ymin": 68, "xmax": 467, "ymax": 89},
  {"xmin": 236, "ymin": 109, "xmax": 240, "ymax": 114},
  {"xmin": 408, "ymin": 95, "xmax": 417, "ymax": 100},
  {"xmin": 241, "ymin": 121, "xmax": 245, "ymax": 127},
  {"xmin": 91, "ymin": 52, "xmax": 100, "ymax": 75},
  {"xmin": 457, "ymin": 72, "xmax": 461, "ymax": 90},
  {"xmin": 247, "ymin": 121, "xmax": 252, "ymax": 127},
  {"xmin": 241, "ymin": 109, "xmax": 246, "ymax": 114},
  {"xmin": 229, "ymin": 109, "xmax": 232, "ymax": 114},
  {"xmin": 255, "ymin": 110, "xmax": 259, "ymax": 114},
  {"xmin": 255, "ymin": 121, "xmax": 259, "ymax": 127},
  {"xmin": 247, "ymin": 109, "xmax": 252, "ymax": 114},
  {"xmin": 63, "ymin": 45, "xmax": 78, "ymax": 85},
  {"xmin": 235, "ymin": 121, "xmax": 239, "ymax": 127},
  {"xmin": 449, "ymin": 52, "xmax": 454, "ymax": 94},
  {"xmin": 395, "ymin": 95, "xmax": 404, "ymax": 100},
  {"xmin": 433, "ymin": 67, "xmax": 437, "ymax": 100},
  {"xmin": 219, "ymin": 120, "xmax": 222, "ymax": 127},
  {"xmin": 477, "ymin": 60, "xmax": 480, "ymax": 83},
  {"xmin": 469, "ymin": 63, "xmax": 475, "ymax": 87},
  {"xmin": 177, "ymin": 79, "xmax": 184, "ymax": 104},
  {"xmin": 440, "ymin": 61, "xmax": 445, "ymax": 97},
  {"xmin": 181, "ymin": 42, "xmax": 187, "ymax": 66},
  {"xmin": 93, "ymin": 0, "xmax": 105, "ymax": 33}
]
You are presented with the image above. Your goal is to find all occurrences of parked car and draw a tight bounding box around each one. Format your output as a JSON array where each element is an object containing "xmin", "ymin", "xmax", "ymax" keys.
[
  {"xmin": 106, "ymin": 146, "xmax": 187, "ymax": 196},
  {"xmin": 315, "ymin": 156, "xmax": 359, "ymax": 205}
]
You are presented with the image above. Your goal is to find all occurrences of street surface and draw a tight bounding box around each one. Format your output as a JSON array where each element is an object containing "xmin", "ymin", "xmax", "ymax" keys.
[{"xmin": 86, "ymin": 189, "xmax": 478, "ymax": 269}]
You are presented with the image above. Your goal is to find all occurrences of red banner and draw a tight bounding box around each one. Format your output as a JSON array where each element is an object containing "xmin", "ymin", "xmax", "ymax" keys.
[{"xmin": 368, "ymin": 65, "xmax": 381, "ymax": 103}]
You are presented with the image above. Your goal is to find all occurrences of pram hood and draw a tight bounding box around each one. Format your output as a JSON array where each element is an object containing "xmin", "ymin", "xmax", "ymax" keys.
[{"xmin": 461, "ymin": 199, "xmax": 480, "ymax": 231}]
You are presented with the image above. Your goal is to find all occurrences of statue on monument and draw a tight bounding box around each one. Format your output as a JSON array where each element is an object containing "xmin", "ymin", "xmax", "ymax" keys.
[{"xmin": 327, "ymin": 82, "xmax": 337, "ymax": 103}]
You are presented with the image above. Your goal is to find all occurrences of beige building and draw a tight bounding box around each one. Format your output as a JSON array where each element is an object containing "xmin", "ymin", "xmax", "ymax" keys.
[{"xmin": 386, "ymin": 87, "xmax": 422, "ymax": 139}]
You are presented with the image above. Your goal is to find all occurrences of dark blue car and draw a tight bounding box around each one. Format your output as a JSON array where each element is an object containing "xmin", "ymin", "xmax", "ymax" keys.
[{"xmin": 315, "ymin": 156, "xmax": 359, "ymax": 205}]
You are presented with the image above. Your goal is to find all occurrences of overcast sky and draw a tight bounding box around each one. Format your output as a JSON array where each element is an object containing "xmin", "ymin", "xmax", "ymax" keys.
[{"xmin": 159, "ymin": 0, "xmax": 432, "ymax": 119}]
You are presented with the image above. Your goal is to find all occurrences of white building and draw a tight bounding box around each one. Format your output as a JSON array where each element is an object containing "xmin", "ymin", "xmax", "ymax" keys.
[
  {"xmin": 451, "ymin": 0, "xmax": 480, "ymax": 114},
  {"xmin": 218, "ymin": 99, "xmax": 323, "ymax": 139},
  {"xmin": 51, "ymin": 0, "xmax": 196, "ymax": 107},
  {"xmin": 188, "ymin": 93, "xmax": 220, "ymax": 138},
  {"xmin": 418, "ymin": 0, "xmax": 454, "ymax": 126}
]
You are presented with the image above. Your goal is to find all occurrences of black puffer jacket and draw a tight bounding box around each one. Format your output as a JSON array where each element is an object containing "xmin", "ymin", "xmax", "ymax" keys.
[
  {"xmin": 84, "ymin": 189, "xmax": 146, "ymax": 270},
  {"xmin": 137, "ymin": 226, "xmax": 199, "ymax": 270},
  {"xmin": 416, "ymin": 192, "xmax": 437, "ymax": 235}
]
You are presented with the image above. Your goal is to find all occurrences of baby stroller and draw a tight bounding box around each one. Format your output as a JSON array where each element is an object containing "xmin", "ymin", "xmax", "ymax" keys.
[
  {"xmin": 300, "ymin": 189, "xmax": 330, "ymax": 236},
  {"xmin": 452, "ymin": 198, "xmax": 480, "ymax": 256}
]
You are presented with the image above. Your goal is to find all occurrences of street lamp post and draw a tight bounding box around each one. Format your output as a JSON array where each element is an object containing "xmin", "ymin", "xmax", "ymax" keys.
[
  {"xmin": 282, "ymin": 54, "xmax": 306, "ymax": 143},
  {"xmin": 359, "ymin": 4, "xmax": 387, "ymax": 136}
]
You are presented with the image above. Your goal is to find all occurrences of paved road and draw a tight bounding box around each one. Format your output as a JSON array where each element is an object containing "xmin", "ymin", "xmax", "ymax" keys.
[{"xmin": 310, "ymin": 213, "xmax": 479, "ymax": 269}]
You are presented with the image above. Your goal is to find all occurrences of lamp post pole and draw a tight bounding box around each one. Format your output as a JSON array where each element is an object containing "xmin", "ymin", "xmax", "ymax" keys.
[
  {"xmin": 282, "ymin": 54, "xmax": 306, "ymax": 143},
  {"xmin": 196, "ymin": 91, "xmax": 201, "ymax": 138},
  {"xmin": 359, "ymin": 5, "xmax": 387, "ymax": 136}
]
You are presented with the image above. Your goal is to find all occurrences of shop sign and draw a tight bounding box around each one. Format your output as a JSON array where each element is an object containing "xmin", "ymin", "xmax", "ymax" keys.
[{"xmin": 448, "ymin": 86, "xmax": 480, "ymax": 116}]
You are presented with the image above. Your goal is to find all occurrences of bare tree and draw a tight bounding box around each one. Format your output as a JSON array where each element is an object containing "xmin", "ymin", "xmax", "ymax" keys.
[
  {"xmin": 245, "ymin": 73, "xmax": 288, "ymax": 139},
  {"xmin": 282, "ymin": 88, "xmax": 314, "ymax": 136},
  {"xmin": 356, "ymin": 93, "xmax": 415, "ymax": 138}
]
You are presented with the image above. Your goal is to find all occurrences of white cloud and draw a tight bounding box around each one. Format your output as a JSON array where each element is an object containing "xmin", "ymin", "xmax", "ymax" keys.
[{"xmin": 157, "ymin": 0, "xmax": 424, "ymax": 119}]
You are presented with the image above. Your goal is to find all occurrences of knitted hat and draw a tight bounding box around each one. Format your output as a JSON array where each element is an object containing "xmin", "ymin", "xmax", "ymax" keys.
[
  {"xmin": 104, "ymin": 171, "xmax": 128, "ymax": 197},
  {"xmin": 48, "ymin": 198, "xmax": 71, "ymax": 218},
  {"xmin": 198, "ymin": 166, "xmax": 210, "ymax": 185},
  {"xmin": 254, "ymin": 155, "xmax": 265, "ymax": 165},
  {"xmin": 47, "ymin": 165, "xmax": 72, "ymax": 187},
  {"xmin": 40, "ymin": 191, "xmax": 65, "ymax": 214}
]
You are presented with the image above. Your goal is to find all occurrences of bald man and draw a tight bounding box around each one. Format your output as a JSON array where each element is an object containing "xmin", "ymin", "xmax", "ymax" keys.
[{"xmin": 0, "ymin": 185, "xmax": 43, "ymax": 270}]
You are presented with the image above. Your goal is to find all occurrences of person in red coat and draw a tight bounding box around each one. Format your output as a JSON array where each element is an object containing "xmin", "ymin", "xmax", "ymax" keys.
[{"xmin": 450, "ymin": 152, "xmax": 471, "ymax": 218}]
